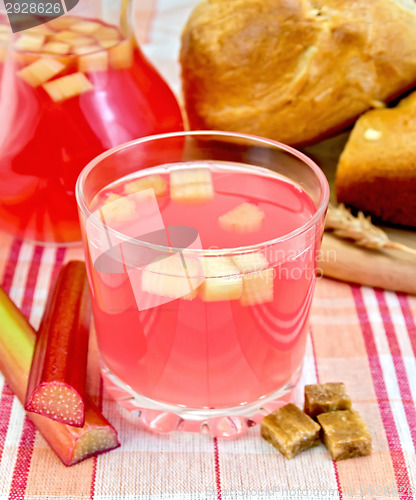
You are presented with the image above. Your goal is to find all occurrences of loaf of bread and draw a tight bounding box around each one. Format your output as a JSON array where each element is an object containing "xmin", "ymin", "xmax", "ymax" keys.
[
  {"xmin": 180, "ymin": 0, "xmax": 416, "ymax": 146},
  {"xmin": 336, "ymin": 90, "xmax": 416, "ymax": 227}
]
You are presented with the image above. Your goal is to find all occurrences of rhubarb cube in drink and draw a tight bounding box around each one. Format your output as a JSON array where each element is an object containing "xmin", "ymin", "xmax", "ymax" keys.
[
  {"xmin": 0, "ymin": 27, "xmax": 11, "ymax": 61},
  {"xmin": 0, "ymin": 37, "xmax": 10, "ymax": 58},
  {"xmin": 171, "ymin": 168, "xmax": 212, "ymax": 186},
  {"xmin": 42, "ymin": 72, "xmax": 93, "ymax": 102},
  {"xmin": 47, "ymin": 16, "xmax": 78, "ymax": 30},
  {"xmin": 71, "ymin": 21, "xmax": 101, "ymax": 35},
  {"xmin": 170, "ymin": 167, "xmax": 214, "ymax": 204},
  {"xmin": 17, "ymin": 58, "xmax": 66, "ymax": 87},
  {"xmin": 124, "ymin": 175, "xmax": 167, "ymax": 198},
  {"xmin": 0, "ymin": 27, "xmax": 10, "ymax": 57},
  {"xmin": 94, "ymin": 26, "xmax": 120, "ymax": 41},
  {"xmin": 240, "ymin": 268, "xmax": 274, "ymax": 306},
  {"xmin": 219, "ymin": 202, "xmax": 264, "ymax": 233},
  {"xmin": 78, "ymin": 50, "xmax": 108, "ymax": 73},
  {"xmin": 25, "ymin": 25, "xmax": 53, "ymax": 36},
  {"xmin": 15, "ymin": 34, "xmax": 46, "ymax": 52},
  {"xmin": 98, "ymin": 39, "xmax": 120, "ymax": 49},
  {"xmin": 109, "ymin": 38, "xmax": 134, "ymax": 70},
  {"xmin": 0, "ymin": 32, "xmax": 9, "ymax": 45},
  {"xmin": 172, "ymin": 184, "xmax": 214, "ymax": 204},
  {"xmin": 141, "ymin": 254, "xmax": 204, "ymax": 300},
  {"xmin": 99, "ymin": 194, "xmax": 137, "ymax": 224},
  {"xmin": 200, "ymin": 256, "xmax": 242, "ymax": 302},
  {"xmin": 52, "ymin": 30, "xmax": 79, "ymax": 42},
  {"xmin": 43, "ymin": 42, "xmax": 71, "ymax": 55},
  {"xmin": 13, "ymin": 52, "xmax": 39, "ymax": 68},
  {"xmin": 73, "ymin": 45, "xmax": 101, "ymax": 56},
  {"xmin": 232, "ymin": 251, "xmax": 269, "ymax": 273},
  {"xmin": 68, "ymin": 36, "xmax": 96, "ymax": 48},
  {"xmin": 232, "ymin": 252, "xmax": 274, "ymax": 305}
]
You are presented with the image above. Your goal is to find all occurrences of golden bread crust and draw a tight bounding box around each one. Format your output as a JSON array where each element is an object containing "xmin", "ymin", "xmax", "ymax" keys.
[
  {"xmin": 336, "ymin": 91, "xmax": 416, "ymax": 227},
  {"xmin": 181, "ymin": 0, "xmax": 416, "ymax": 145}
]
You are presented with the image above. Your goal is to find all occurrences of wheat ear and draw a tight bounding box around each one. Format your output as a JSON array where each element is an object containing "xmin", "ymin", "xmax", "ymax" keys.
[{"xmin": 325, "ymin": 204, "xmax": 416, "ymax": 257}]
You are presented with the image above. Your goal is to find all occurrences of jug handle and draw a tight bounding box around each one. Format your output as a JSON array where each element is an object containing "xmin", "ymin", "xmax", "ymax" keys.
[{"xmin": 120, "ymin": 0, "xmax": 132, "ymax": 38}]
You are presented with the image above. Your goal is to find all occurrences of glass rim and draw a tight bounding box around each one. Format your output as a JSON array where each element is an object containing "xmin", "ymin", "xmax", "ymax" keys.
[{"xmin": 75, "ymin": 130, "xmax": 330, "ymax": 255}]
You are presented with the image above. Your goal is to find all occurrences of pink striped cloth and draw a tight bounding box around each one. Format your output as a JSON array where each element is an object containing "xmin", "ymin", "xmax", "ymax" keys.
[{"xmin": 1, "ymin": 1, "xmax": 416, "ymax": 499}]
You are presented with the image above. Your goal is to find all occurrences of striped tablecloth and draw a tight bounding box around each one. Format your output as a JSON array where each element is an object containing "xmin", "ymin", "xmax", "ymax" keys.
[{"xmin": 1, "ymin": 1, "xmax": 416, "ymax": 498}]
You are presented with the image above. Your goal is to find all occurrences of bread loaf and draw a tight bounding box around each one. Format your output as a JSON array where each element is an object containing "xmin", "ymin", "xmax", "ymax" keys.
[
  {"xmin": 336, "ymin": 90, "xmax": 416, "ymax": 227},
  {"xmin": 181, "ymin": 0, "xmax": 416, "ymax": 146}
]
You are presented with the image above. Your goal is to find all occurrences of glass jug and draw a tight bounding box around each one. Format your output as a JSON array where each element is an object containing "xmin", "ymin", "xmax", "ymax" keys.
[{"xmin": 0, "ymin": 0, "xmax": 184, "ymax": 243}]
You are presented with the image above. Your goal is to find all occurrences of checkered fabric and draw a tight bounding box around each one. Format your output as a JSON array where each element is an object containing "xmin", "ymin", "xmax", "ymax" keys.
[{"xmin": 1, "ymin": 1, "xmax": 416, "ymax": 499}]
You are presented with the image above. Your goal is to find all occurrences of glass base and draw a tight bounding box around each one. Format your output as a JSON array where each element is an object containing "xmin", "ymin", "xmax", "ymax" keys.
[{"xmin": 102, "ymin": 363, "xmax": 303, "ymax": 437}]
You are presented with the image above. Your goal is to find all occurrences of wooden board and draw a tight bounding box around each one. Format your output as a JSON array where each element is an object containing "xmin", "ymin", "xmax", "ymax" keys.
[{"xmin": 302, "ymin": 132, "xmax": 416, "ymax": 295}]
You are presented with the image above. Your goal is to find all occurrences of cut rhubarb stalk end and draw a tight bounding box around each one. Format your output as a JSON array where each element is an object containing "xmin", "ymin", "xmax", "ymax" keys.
[
  {"xmin": 200, "ymin": 256, "xmax": 242, "ymax": 302},
  {"xmin": 25, "ymin": 261, "xmax": 91, "ymax": 428},
  {"xmin": 218, "ymin": 202, "xmax": 265, "ymax": 233},
  {"xmin": 15, "ymin": 34, "xmax": 46, "ymax": 52},
  {"xmin": 26, "ymin": 382, "xmax": 84, "ymax": 426},
  {"xmin": 109, "ymin": 37, "xmax": 134, "ymax": 69},
  {"xmin": 42, "ymin": 72, "xmax": 94, "ymax": 102},
  {"xmin": 58, "ymin": 399, "xmax": 119, "ymax": 466},
  {"xmin": 17, "ymin": 58, "xmax": 66, "ymax": 87},
  {"xmin": 170, "ymin": 168, "xmax": 214, "ymax": 204},
  {"xmin": 124, "ymin": 175, "xmax": 167, "ymax": 198},
  {"xmin": 32, "ymin": 396, "xmax": 120, "ymax": 466},
  {"xmin": 0, "ymin": 286, "xmax": 120, "ymax": 466}
]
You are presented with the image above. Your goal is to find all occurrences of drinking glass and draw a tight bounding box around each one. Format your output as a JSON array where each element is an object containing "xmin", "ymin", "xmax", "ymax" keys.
[
  {"xmin": 0, "ymin": 0, "xmax": 183, "ymax": 243},
  {"xmin": 76, "ymin": 131, "xmax": 329, "ymax": 437}
]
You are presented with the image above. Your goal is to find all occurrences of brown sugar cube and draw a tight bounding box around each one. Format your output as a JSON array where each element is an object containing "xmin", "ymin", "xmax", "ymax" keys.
[
  {"xmin": 261, "ymin": 404, "xmax": 321, "ymax": 459},
  {"xmin": 317, "ymin": 410, "xmax": 372, "ymax": 461},
  {"xmin": 304, "ymin": 382, "xmax": 352, "ymax": 419}
]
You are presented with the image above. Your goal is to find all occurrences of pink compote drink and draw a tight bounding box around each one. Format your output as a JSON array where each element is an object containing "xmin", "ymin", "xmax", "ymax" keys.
[
  {"xmin": 83, "ymin": 161, "xmax": 322, "ymax": 424},
  {"xmin": 0, "ymin": 15, "xmax": 183, "ymax": 242}
]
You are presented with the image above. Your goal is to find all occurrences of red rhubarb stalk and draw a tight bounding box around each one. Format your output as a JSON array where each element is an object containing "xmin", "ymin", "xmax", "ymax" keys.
[
  {"xmin": 25, "ymin": 261, "xmax": 90, "ymax": 427},
  {"xmin": 0, "ymin": 278, "xmax": 120, "ymax": 466}
]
